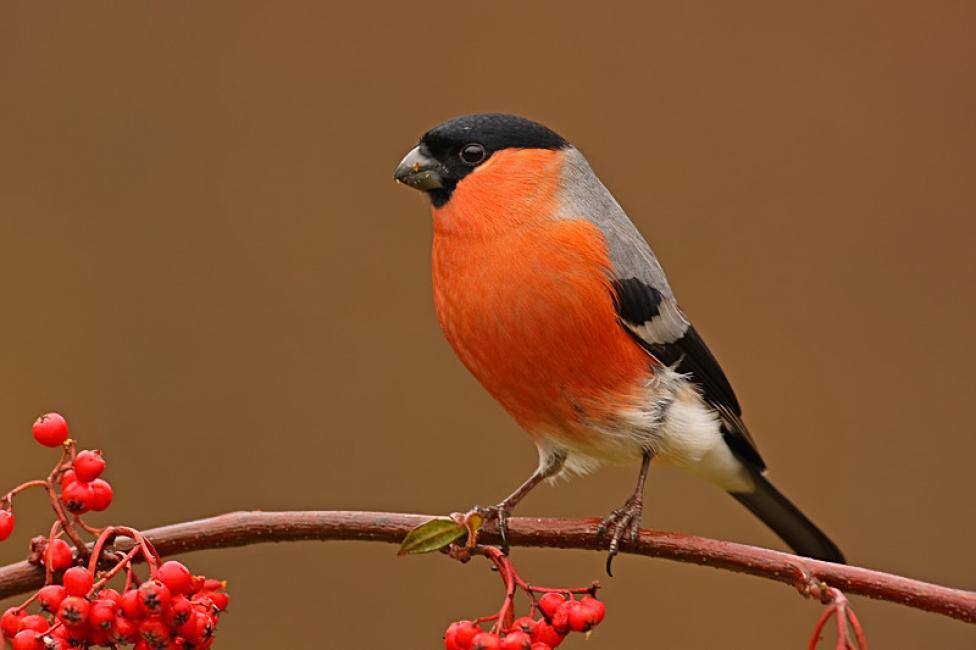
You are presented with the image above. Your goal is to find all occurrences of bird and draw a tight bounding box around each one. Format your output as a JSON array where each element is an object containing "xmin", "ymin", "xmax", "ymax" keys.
[{"xmin": 393, "ymin": 113, "xmax": 844, "ymax": 569}]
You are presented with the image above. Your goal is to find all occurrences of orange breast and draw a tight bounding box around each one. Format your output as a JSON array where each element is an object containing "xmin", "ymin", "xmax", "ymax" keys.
[{"xmin": 431, "ymin": 150, "xmax": 652, "ymax": 438}]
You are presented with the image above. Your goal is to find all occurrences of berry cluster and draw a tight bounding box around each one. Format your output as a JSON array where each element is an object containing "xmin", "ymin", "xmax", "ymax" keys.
[
  {"xmin": 442, "ymin": 546, "xmax": 605, "ymax": 650},
  {"xmin": 1, "ymin": 560, "xmax": 228, "ymax": 650},
  {"xmin": 444, "ymin": 592, "xmax": 605, "ymax": 650},
  {"xmin": 0, "ymin": 412, "xmax": 230, "ymax": 648},
  {"xmin": 0, "ymin": 414, "xmax": 112, "ymax": 544}
]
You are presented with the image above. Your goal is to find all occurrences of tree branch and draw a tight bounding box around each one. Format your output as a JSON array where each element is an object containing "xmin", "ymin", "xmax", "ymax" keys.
[{"xmin": 0, "ymin": 511, "xmax": 972, "ymax": 624}]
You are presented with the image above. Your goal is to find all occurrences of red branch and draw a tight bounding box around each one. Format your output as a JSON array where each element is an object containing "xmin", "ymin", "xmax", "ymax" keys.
[{"xmin": 0, "ymin": 511, "xmax": 972, "ymax": 624}]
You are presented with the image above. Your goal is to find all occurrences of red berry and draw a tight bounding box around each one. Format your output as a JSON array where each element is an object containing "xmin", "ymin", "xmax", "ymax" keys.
[
  {"xmin": 37, "ymin": 585, "xmax": 67, "ymax": 613},
  {"xmin": 187, "ymin": 575, "xmax": 205, "ymax": 594},
  {"xmin": 73, "ymin": 450, "xmax": 106, "ymax": 482},
  {"xmin": 17, "ymin": 615, "xmax": 49, "ymax": 633},
  {"xmin": 537, "ymin": 593, "xmax": 566, "ymax": 619},
  {"xmin": 530, "ymin": 644, "xmax": 552, "ymax": 650},
  {"xmin": 11, "ymin": 630, "xmax": 41, "ymax": 650},
  {"xmin": 89, "ymin": 598, "xmax": 118, "ymax": 630},
  {"xmin": 567, "ymin": 601, "xmax": 594, "ymax": 633},
  {"xmin": 1, "ymin": 607, "xmax": 24, "ymax": 639},
  {"xmin": 510, "ymin": 617, "xmax": 537, "ymax": 636},
  {"xmin": 138, "ymin": 580, "xmax": 171, "ymax": 615},
  {"xmin": 164, "ymin": 596, "xmax": 193, "ymax": 628},
  {"xmin": 204, "ymin": 590, "xmax": 229, "ymax": 612},
  {"xmin": 60, "ymin": 470, "xmax": 78, "ymax": 489},
  {"xmin": 63, "ymin": 566, "xmax": 94, "ymax": 596},
  {"xmin": 88, "ymin": 478, "xmax": 113, "ymax": 512},
  {"xmin": 58, "ymin": 622, "xmax": 90, "ymax": 643},
  {"xmin": 445, "ymin": 630, "xmax": 461, "ymax": 650},
  {"xmin": 121, "ymin": 589, "xmax": 144, "ymax": 620},
  {"xmin": 97, "ymin": 588, "xmax": 123, "ymax": 605},
  {"xmin": 0, "ymin": 511, "xmax": 14, "ymax": 541},
  {"xmin": 202, "ymin": 578, "xmax": 223, "ymax": 592},
  {"xmin": 550, "ymin": 601, "xmax": 574, "ymax": 635},
  {"xmin": 138, "ymin": 616, "xmax": 169, "ymax": 647},
  {"xmin": 530, "ymin": 621, "xmax": 564, "ymax": 648},
  {"xmin": 44, "ymin": 539, "xmax": 73, "ymax": 570},
  {"xmin": 579, "ymin": 596, "xmax": 605, "ymax": 625},
  {"xmin": 60, "ymin": 481, "xmax": 93, "ymax": 514},
  {"xmin": 32, "ymin": 413, "xmax": 69, "ymax": 447},
  {"xmin": 447, "ymin": 620, "xmax": 479, "ymax": 649},
  {"xmin": 194, "ymin": 590, "xmax": 229, "ymax": 615},
  {"xmin": 156, "ymin": 561, "xmax": 193, "ymax": 596},
  {"xmin": 88, "ymin": 627, "xmax": 113, "ymax": 646},
  {"xmin": 175, "ymin": 610, "xmax": 214, "ymax": 644},
  {"xmin": 501, "ymin": 631, "xmax": 532, "ymax": 650},
  {"xmin": 114, "ymin": 615, "xmax": 138, "ymax": 643},
  {"xmin": 57, "ymin": 595, "xmax": 90, "ymax": 627},
  {"xmin": 445, "ymin": 620, "xmax": 469, "ymax": 650},
  {"xmin": 471, "ymin": 632, "xmax": 501, "ymax": 650}
]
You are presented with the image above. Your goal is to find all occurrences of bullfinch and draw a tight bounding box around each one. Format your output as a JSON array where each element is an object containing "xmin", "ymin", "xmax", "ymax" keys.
[{"xmin": 394, "ymin": 113, "xmax": 844, "ymax": 568}]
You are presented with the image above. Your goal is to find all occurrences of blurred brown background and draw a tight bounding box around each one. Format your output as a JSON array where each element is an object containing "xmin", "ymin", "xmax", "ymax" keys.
[{"xmin": 1, "ymin": 2, "xmax": 974, "ymax": 647}]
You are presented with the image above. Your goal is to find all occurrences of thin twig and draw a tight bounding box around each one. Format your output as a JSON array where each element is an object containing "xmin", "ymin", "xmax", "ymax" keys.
[{"xmin": 0, "ymin": 511, "xmax": 972, "ymax": 624}]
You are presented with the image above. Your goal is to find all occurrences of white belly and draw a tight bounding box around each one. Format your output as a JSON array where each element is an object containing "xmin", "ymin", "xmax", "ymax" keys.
[{"xmin": 537, "ymin": 367, "xmax": 754, "ymax": 493}]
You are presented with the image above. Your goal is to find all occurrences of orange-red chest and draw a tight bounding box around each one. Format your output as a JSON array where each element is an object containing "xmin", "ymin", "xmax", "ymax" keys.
[{"xmin": 430, "ymin": 150, "xmax": 651, "ymax": 437}]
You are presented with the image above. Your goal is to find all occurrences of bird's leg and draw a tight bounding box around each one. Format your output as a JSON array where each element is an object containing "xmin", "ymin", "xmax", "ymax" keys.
[
  {"xmin": 597, "ymin": 451, "xmax": 653, "ymax": 575},
  {"xmin": 479, "ymin": 450, "xmax": 566, "ymax": 553}
]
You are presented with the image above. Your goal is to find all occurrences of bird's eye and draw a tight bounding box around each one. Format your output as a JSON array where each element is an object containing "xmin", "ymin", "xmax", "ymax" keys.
[{"xmin": 459, "ymin": 143, "xmax": 486, "ymax": 165}]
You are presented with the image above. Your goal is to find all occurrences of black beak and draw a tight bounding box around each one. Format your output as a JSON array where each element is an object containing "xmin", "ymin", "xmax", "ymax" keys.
[{"xmin": 394, "ymin": 146, "xmax": 446, "ymax": 191}]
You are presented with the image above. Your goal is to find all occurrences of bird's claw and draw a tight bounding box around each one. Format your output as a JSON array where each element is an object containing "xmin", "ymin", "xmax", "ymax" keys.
[
  {"xmin": 476, "ymin": 503, "xmax": 513, "ymax": 554},
  {"xmin": 596, "ymin": 496, "xmax": 643, "ymax": 576}
]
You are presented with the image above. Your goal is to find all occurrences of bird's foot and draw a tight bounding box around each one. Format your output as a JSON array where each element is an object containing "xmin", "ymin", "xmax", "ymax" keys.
[
  {"xmin": 475, "ymin": 502, "xmax": 514, "ymax": 554},
  {"xmin": 596, "ymin": 494, "xmax": 644, "ymax": 576}
]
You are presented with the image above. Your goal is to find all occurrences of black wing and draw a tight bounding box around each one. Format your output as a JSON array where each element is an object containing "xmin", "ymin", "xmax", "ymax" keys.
[{"xmin": 611, "ymin": 278, "xmax": 766, "ymax": 471}]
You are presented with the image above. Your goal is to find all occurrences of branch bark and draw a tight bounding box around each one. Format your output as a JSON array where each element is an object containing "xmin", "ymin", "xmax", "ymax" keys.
[{"xmin": 0, "ymin": 510, "xmax": 972, "ymax": 624}]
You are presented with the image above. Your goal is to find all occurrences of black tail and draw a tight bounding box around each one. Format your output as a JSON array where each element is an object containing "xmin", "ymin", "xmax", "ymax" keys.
[{"xmin": 730, "ymin": 469, "xmax": 845, "ymax": 564}]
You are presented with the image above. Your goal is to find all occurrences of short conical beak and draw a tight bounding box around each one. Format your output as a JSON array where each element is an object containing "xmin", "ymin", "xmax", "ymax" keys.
[{"xmin": 394, "ymin": 146, "xmax": 446, "ymax": 191}]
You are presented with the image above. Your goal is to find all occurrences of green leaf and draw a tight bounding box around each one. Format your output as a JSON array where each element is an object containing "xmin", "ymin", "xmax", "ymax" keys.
[{"xmin": 397, "ymin": 518, "xmax": 466, "ymax": 556}]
